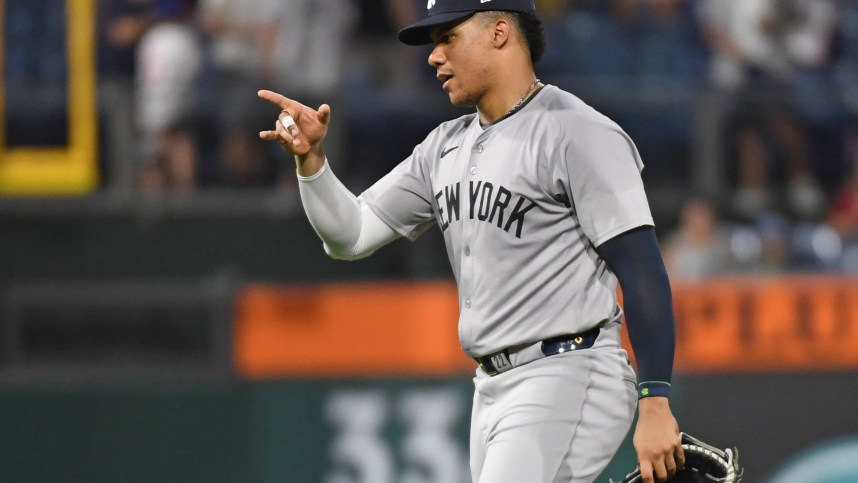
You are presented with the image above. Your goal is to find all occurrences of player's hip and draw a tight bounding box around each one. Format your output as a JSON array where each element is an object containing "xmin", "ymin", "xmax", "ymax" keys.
[{"xmin": 469, "ymin": 347, "xmax": 637, "ymax": 482}]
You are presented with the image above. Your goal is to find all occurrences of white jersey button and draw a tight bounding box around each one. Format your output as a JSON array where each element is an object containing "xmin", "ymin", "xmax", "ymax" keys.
[
  {"xmin": 470, "ymin": 166, "xmax": 477, "ymax": 175},
  {"xmin": 475, "ymin": 145, "xmax": 484, "ymax": 153},
  {"xmin": 465, "ymin": 247, "xmax": 471, "ymax": 256},
  {"xmin": 465, "ymin": 299, "xmax": 471, "ymax": 308}
]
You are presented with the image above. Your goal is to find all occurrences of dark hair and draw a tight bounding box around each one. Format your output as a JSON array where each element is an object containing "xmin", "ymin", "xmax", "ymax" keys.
[{"xmin": 513, "ymin": 11, "xmax": 546, "ymax": 64}]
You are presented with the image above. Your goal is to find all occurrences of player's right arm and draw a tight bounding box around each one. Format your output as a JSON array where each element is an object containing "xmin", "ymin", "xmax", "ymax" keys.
[
  {"xmin": 257, "ymin": 89, "xmax": 401, "ymax": 260},
  {"xmin": 296, "ymin": 160, "xmax": 401, "ymax": 260}
]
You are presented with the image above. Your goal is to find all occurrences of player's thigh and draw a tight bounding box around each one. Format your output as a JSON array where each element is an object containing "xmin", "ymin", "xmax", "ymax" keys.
[
  {"xmin": 556, "ymin": 348, "xmax": 637, "ymax": 483},
  {"xmin": 469, "ymin": 376, "xmax": 489, "ymax": 482},
  {"xmin": 474, "ymin": 353, "xmax": 594, "ymax": 483}
]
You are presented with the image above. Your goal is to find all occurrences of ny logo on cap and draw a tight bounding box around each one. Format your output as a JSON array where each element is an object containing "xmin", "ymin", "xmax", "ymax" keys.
[{"xmin": 428, "ymin": 0, "xmax": 494, "ymax": 10}]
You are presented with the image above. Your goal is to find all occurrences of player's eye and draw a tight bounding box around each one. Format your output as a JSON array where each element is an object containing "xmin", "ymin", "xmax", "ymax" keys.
[{"xmin": 437, "ymin": 33, "xmax": 453, "ymax": 44}]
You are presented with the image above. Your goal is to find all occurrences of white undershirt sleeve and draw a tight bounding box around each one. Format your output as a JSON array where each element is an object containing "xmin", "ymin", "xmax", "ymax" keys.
[{"xmin": 297, "ymin": 159, "xmax": 401, "ymax": 260}]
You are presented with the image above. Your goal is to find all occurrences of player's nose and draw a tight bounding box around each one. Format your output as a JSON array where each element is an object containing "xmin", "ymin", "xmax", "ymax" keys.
[{"xmin": 428, "ymin": 45, "xmax": 445, "ymax": 67}]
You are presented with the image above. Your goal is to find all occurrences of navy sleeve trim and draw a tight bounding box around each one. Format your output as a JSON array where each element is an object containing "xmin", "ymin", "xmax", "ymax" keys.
[{"xmin": 638, "ymin": 381, "xmax": 671, "ymax": 399}]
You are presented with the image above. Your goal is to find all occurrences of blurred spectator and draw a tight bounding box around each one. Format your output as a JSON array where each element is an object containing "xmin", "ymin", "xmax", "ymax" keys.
[
  {"xmin": 199, "ymin": 0, "xmax": 280, "ymax": 187},
  {"xmin": 98, "ymin": 0, "xmax": 150, "ymax": 81},
  {"xmin": 540, "ymin": 0, "xmax": 637, "ymax": 86},
  {"xmin": 662, "ymin": 198, "xmax": 734, "ymax": 279},
  {"xmin": 263, "ymin": 0, "xmax": 356, "ymax": 107},
  {"xmin": 785, "ymin": 0, "xmax": 841, "ymax": 125},
  {"xmin": 97, "ymin": 0, "xmax": 152, "ymax": 191},
  {"xmin": 261, "ymin": 0, "xmax": 358, "ymax": 177},
  {"xmin": 785, "ymin": 0, "xmax": 844, "ymax": 208},
  {"xmin": 136, "ymin": 0, "xmax": 202, "ymax": 191},
  {"xmin": 697, "ymin": 0, "xmax": 792, "ymax": 91},
  {"xmin": 834, "ymin": 139, "xmax": 858, "ymax": 272},
  {"xmin": 826, "ymin": 134, "xmax": 858, "ymax": 241},
  {"xmin": 789, "ymin": 221, "xmax": 842, "ymax": 270},
  {"xmin": 636, "ymin": 0, "xmax": 706, "ymax": 88},
  {"xmin": 348, "ymin": 0, "xmax": 426, "ymax": 89},
  {"xmin": 697, "ymin": 0, "xmax": 830, "ymax": 221},
  {"xmin": 754, "ymin": 211, "xmax": 791, "ymax": 272},
  {"xmin": 835, "ymin": 0, "xmax": 858, "ymax": 115}
]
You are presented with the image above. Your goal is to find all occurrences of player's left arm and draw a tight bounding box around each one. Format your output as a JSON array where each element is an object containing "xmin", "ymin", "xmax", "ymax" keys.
[{"xmin": 595, "ymin": 226, "xmax": 685, "ymax": 483}]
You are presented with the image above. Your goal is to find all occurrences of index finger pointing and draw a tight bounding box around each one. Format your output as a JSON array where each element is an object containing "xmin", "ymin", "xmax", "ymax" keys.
[{"xmin": 257, "ymin": 89, "xmax": 299, "ymax": 111}]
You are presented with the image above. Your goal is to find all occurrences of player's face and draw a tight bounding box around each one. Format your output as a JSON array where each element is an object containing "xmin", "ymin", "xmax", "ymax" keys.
[{"xmin": 428, "ymin": 17, "xmax": 493, "ymax": 107}]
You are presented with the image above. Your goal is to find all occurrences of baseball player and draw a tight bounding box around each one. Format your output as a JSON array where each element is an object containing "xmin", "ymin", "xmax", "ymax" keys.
[{"xmin": 258, "ymin": 1, "xmax": 683, "ymax": 482}]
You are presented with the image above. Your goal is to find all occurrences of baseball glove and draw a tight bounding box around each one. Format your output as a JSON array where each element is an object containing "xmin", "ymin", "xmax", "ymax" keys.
[{"xmin": 611, "ymin": 433, "xmax": 743, "ymax": 483}]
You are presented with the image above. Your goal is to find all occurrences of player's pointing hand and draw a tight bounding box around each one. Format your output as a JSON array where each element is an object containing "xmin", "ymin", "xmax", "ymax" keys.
[{"xmin": 258, "ymin": 89, "xmax": 331, "ymax": 160}]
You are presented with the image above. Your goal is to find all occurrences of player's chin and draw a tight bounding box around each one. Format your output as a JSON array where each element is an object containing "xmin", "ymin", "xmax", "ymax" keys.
[{"xmin": 446, "ymin": 91, "xmax": 476, "ymax": 108}]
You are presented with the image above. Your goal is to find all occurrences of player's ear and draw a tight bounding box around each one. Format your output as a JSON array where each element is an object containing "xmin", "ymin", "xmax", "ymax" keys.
[{"xmin": 491, "ymin": 18, "xmax": 511, "ymax": 48}]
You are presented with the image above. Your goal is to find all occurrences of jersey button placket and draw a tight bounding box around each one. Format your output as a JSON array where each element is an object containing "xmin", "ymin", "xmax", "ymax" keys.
[
  {"xmin": 461, "ymin": 140, "xmax": 482, "ymax": 323},
  {"xmin": 470, "ymin": 143, "xmax": 483, "ymax": 176}
]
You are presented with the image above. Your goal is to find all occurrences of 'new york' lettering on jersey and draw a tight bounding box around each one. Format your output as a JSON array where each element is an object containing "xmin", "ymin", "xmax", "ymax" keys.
[
  {"xmin": 360, "ymin": 85, "xmax": 654, "ymax": 357},
  {"xmin": 433, "ymin": 181, "xmax": 536, "ymax": 238}
]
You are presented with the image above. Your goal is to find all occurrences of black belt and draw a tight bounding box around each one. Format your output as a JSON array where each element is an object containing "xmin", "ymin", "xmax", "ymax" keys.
[{"xmin": 474, "ymin": 327, "xmax": 601, "ymax": 376}]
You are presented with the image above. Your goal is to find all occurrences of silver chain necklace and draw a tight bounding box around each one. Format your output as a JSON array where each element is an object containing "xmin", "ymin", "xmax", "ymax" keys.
[{"xmin": 507, "ymin": 78, "xmax": 541, "ymax": 116}]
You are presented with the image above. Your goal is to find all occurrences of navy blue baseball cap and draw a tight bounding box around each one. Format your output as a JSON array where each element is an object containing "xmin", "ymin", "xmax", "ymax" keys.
[{"xmin": 398, "ymin": 0, "xmax": 536, "ymax": 46}]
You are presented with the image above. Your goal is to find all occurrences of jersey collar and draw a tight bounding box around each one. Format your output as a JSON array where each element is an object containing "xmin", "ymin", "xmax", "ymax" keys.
[{"xmin": 479, "ymin": 84, "xmax": 547, "ymax": 130}]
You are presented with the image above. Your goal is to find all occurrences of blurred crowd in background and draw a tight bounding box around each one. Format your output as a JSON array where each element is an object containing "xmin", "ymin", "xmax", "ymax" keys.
[{"xmin": 5, "ymin": 0, "xmax": 858, "ymax": 278}]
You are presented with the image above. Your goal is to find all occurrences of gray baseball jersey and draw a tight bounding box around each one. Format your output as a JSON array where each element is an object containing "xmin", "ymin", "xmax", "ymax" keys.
[{"xmin": 361, "ymin": 84, "xmax": 653, "ymax": 357}]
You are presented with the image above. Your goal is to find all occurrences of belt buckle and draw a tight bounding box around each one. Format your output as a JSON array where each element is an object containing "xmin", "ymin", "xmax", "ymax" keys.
[{"xmin": 541, "ymin": 329, "xmax": 597, "ymax": 356}]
